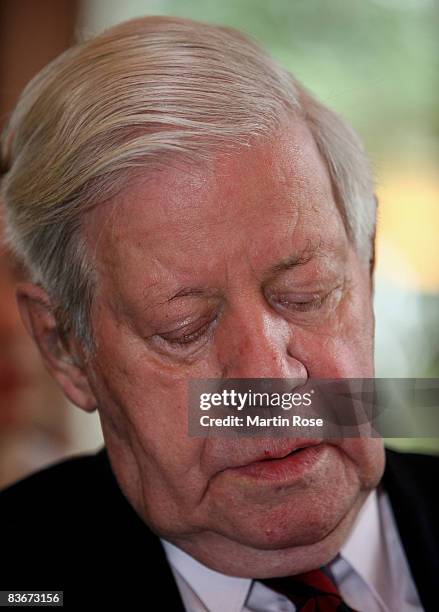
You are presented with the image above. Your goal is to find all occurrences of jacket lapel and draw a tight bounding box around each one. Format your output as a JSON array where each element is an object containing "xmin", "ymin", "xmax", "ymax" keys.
[
  {"xmin": 94, "ymin": 447, "xmax": 186, "ymax": 610},
  {"xmin": 383, "ymin": 448, "xmax": 439, "ymax": 611}
]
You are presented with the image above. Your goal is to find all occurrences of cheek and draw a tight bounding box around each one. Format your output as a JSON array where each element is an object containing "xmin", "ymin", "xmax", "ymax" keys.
[
  {"xmin": 90, "ymin": 347, "xmax": 211, "ymax": 533},
  {"xmin": 289, "ymin": 283, "xmax": 374, "ymax": 378},
  {"xmin": 339, "ymin": 438, "xmax": 385, "ymax": 489},
  {"xmin": 311, "ymin": 337, "xmax": 374, "ymax": 378},
  {"xmin": 290, "ymin": 325, "xmax": 374, "ymax": 378},
  {"xmin": 89, "ymin": 330, "xmax": 205, "ymax": 485}
]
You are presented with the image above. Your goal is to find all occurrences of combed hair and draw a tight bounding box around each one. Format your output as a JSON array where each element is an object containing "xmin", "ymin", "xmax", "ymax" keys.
[{"xmin": 0, "ymin": 15, "xmax": 376, "ymax": 354}]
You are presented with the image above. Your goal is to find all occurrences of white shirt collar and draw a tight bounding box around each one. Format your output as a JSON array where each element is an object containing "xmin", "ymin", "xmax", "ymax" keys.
[
  {"xmin": 161, "ymin": 537, "xmax": 252, "ymax": 612},
  {"xmin": 330, "ymin": 487, "xmax": 393, "ymax": 611}
]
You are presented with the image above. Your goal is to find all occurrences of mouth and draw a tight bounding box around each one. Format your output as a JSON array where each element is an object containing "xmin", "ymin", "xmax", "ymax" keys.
[
  {"xmin": 238, "ymin": 439, "xmax": 323, "ymax": 464},
  {"xmin": 226, "ymin": 441, "xmax": 326, "ymax": 483}
]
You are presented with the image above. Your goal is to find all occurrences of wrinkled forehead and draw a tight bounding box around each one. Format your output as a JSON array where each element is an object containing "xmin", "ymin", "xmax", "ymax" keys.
[{"xmin": 84, "ymin": 121, "xmax": 346, "ymax": 299}]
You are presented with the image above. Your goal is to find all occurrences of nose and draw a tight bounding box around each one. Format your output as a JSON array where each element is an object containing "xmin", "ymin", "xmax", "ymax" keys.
[{"xmin": 217, "ymin": 298, "xmax": 307, "ymax": 380}]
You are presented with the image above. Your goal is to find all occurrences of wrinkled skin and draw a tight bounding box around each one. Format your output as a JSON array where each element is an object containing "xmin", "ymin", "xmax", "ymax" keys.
[{"xmin": 17, "ymin": 120, "xmax": 385, "ymax": 577}]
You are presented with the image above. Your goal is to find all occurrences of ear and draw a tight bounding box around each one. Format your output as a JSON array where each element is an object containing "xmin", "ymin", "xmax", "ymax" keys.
[{"xmin": 15, "ymin": 282, "xmax": 98, "ymax": 412}]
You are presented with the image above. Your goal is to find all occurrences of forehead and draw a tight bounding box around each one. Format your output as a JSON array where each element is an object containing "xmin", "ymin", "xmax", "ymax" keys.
[{"xmin": 86, "ymin": 120, "xmax": 345, "ymax": 302}]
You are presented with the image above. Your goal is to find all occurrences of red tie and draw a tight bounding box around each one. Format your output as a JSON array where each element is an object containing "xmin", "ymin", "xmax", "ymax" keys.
[{"xmin": 260, "ymin": 567, "xmax": 358, "ymax": 611}]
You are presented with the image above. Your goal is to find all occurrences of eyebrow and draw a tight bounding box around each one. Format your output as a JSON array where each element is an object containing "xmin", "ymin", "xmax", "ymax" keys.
[
  {"xmin": 267, "ymin": 241, "xmax": 324, "ymax": 276},
  {"xmin": 167, "ymin": 286, "xmax": 210, "ymax": 303},
  {"xmin": 163, "ymin": 242, "xmax": 327, "ymax": 303}
]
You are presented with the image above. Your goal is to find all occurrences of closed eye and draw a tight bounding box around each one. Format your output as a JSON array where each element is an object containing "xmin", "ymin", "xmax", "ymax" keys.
[
  {"xmin": 156, "ymin": 314, "xmax": 218, "ymax": 350},
  {"xmin": 276, "ymin": 295, "xmax": 326, "ymax": 311},
  {"xmin": 160, "ymin": 321, "xmax": 212, "ymax": 346},
  {"xmin": 269, "ymin": 285, "xmax": 343, "ymax": 315}
]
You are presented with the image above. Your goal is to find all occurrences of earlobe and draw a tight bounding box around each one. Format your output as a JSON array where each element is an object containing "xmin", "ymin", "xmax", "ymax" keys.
[{"xmin": 15, "ymin": 281, "xmax": 98, "ymax": 413}]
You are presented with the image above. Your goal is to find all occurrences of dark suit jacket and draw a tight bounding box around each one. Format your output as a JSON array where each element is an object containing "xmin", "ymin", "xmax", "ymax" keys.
[{"xmin": 1, "ymin": 447, "xmax": 437, "ymax": 611}]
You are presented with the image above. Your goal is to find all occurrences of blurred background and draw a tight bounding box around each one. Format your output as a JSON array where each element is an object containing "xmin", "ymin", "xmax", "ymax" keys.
[{"xmin": 0, "ymin": 0, "xmax": 438, "ymax": 488}]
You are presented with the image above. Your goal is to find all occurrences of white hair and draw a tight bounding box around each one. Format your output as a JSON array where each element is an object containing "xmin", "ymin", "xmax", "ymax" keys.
[{"xmin": 0, "ymin": 16, "xmax": 376, "ymax": 354}]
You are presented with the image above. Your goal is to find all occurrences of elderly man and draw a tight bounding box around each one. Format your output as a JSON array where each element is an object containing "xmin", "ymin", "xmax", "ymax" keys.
[{"xmin": 0, "ymin": 15, "xmax": 437, "ymax": 612}]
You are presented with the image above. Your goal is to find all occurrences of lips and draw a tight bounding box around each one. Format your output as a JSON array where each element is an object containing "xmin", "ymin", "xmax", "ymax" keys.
[
  {"xmin": 228, "ymin": 439, "xmax": 323, "ymax": 470},
  {"xmin": 227, "ymin": 441, "xmax": 326, "ymax": 483}
]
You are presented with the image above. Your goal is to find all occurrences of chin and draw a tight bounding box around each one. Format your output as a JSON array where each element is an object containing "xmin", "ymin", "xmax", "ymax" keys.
[
  {"xmin": 183, "ymin": 487, "xmax": 370, "ymax": 580},
  {"xmin": 215, "ymin": 481, "xmax": 362, "ymax": 552}
]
